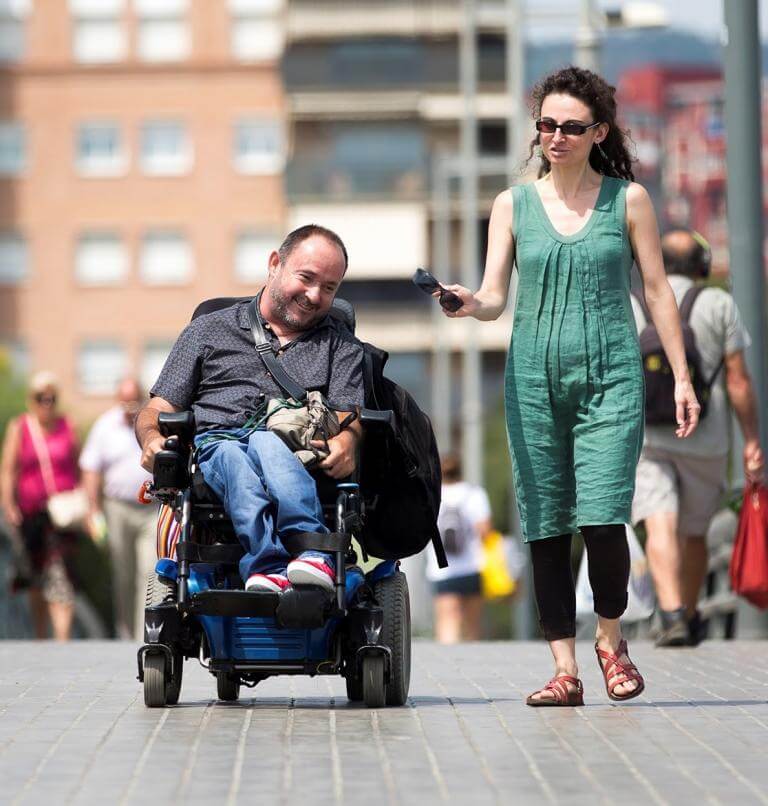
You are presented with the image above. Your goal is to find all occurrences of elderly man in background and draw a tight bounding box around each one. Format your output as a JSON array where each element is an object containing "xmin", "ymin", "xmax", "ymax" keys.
[{"xmin": 80, "ymin": 378, "xmax": 154, "ymax": 640}]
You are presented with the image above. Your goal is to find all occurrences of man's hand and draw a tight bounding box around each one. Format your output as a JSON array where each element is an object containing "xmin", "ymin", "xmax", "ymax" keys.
[
  {"xmin": 140, "ymin": 434, "xmax": 166, "ymax": 473},
  {"xmin": 744, "ymin": 439, "xmax": 765, "ymax": 484},
  {"xmin": 311, "ymin": 429, "xmax": 358, "ymax": 479}
]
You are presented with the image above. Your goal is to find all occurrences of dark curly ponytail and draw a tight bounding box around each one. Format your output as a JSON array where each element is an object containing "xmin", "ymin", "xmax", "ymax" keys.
[{"xmin": 527, "ymin": 66, "xmax": 635, "ymax": 181}]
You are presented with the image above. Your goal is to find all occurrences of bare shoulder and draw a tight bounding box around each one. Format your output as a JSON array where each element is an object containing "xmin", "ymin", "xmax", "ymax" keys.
[
  {"xmin": 491, "ymin": 188, "xmax": 514, "ymax": 227},
  {"xmin": 626, "ymin": 181, "xmax": 651, "ymax": 208}
]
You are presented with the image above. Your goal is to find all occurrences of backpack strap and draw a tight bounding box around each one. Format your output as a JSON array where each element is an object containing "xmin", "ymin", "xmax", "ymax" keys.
[
  {"xmin": 678, "ymin": 284, "xmax": 705, "ymax": 322},
  {"xmin": 678, "ymin": 285, "xmax": 725, "ymax": 388}
]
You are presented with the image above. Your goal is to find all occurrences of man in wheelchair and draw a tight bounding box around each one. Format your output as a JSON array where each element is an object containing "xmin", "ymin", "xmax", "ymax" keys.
[{"xmin": 136, "ymin": 224, "xmax": 364, "ymax": 595}]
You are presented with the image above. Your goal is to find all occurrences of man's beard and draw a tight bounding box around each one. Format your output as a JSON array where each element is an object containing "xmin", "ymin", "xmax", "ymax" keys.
[{"xmin": 269, "ymin": 283, "xmax": 323, "ymax": 331}]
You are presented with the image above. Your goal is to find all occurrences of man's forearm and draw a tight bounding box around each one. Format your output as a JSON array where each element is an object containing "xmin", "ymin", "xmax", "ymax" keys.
[
  {"xmin": 135, "ymin": 406, "xmax": 162, "ymax": 449},
  {"xmin": 728, "ymin": 374, "xmax": 760, "ymax": 443}
]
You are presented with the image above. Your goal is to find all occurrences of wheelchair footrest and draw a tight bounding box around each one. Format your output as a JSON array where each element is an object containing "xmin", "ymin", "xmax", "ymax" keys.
[{"xmin": 190, "ymin": 590, "xmax": 280, "ymax": 617}]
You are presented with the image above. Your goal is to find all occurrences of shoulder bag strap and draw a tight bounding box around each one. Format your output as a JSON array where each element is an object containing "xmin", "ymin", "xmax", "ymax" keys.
[
  {"xmin": 247, "ymin": 293, "xmax": 307, "ymax": 402},
  {"xmin": 678, "ymin": 285, "xmax": 725, "ymax": 388},
  {"xmin": 24, "ymin": 414, "xmax": 58, "ymax": 497}
]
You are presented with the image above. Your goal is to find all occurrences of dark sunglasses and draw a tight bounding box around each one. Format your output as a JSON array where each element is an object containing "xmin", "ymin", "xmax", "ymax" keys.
[
  {"xmin": 535, "ymin": 118, "xmax": 600, "ymax": 136},
  {"xmin": 412, "ymin": 268, "xmax": 463, "ymax": 313},
  {"xmin": 34, "ymin": 393, "xmax": 57, "ymax": 405}
]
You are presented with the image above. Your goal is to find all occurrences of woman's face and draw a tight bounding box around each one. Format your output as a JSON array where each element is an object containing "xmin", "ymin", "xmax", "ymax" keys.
[
  {"xmin": 538, "ymin": 93, "xmax": 607, "ymax": 170},
  {"xmin": 30, "ymin": 385, "xmax": 58, "ymax": 421}
]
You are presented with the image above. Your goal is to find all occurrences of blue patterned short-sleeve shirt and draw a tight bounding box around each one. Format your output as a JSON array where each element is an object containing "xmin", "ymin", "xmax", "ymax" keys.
[{"xmin": 150, "ymin": 301, "xmax": 365, "ymax": 433}]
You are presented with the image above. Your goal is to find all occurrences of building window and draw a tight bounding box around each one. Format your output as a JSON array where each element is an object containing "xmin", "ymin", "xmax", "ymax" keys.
[
  {"xmin": 76, "ymin": 122, "xmax": 125, "ymax": 176},
  {"xmin": 0, "ymin": 232, "xmax": 27, "ymax": 285},
  {"xmin": 70, "ymin": 0, "xmax": 126, "ymax": 64},
  {"xmin": 78, "ymin": 341, "xmax": 126, "ymax": 395},
  {"xmin": 140, "ymin": 230, "xmax": 192, "ymax": 285},
  {"xmin": 75, "ymin": 232, "xmax": 127, "ymax": 286},
  {"xmin": 0, "ymin": 122, "xmax": 25, "ymax": 174},
  {"xmin": 234, "ymin": 230, "xmax": 276, "ymax": 283},
  {"xmin": 140, "ymin": 120, "xmax": 191, "ymax": 175},
  {"xmin": 229, "ymin": 0, "xmax": 284, "ymax": 62},
  {"xmin": 135, "ymin": 0, "xmax": 190, "ymax": 62},
  {"xmin": 141, "ymin": 341, "xmax": 174, "ymax": 392},
  {"xmin": 233, "ymin": 118, "xmax": 284, "ymax": 175},
  {"xmin": 0, "ymin": 0, "xmax": 29, "ymax": 63}
]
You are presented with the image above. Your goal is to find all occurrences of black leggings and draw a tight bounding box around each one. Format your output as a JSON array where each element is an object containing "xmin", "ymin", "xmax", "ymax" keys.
[{"xmin": 529, "ymin": 525, "xmax": 630, "ymax": 642}]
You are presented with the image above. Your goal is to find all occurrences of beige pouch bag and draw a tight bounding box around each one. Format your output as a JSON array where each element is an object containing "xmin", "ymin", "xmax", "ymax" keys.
[{"xmin": 266, "ymin": 390, "xmax": 340, "ymax": 467}]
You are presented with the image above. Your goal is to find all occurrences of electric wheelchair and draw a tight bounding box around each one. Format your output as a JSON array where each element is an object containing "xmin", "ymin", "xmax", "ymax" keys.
[{"xmin": 137, "ymin": 297, "xmax": 412, "ymax": 709}]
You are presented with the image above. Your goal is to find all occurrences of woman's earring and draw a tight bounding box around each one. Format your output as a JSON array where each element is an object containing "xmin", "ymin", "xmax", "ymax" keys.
[
  {"xmin": 596, "ymin": 142, "xmax": 608, "ymax": 161},
  {"xmin": 534, "ymin": 144, "xmax": 543, "ymax": 158}
]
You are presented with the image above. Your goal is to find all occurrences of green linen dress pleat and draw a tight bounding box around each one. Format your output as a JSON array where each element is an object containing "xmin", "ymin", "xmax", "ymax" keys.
[{"xmin": 505, "ymin": 176, "xmax": 644, "ymax": 542}]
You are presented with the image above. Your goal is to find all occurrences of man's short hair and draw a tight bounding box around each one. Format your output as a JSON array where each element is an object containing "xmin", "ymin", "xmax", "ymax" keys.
[{"xmin": 277, "ymin": 224, "xmax": 349, "ymax": 272}]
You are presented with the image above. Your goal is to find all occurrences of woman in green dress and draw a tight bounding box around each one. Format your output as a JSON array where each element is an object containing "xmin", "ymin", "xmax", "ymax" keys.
[{"xmin": 439, "ymin": 67, "xmax": 700, "ymax": 705}]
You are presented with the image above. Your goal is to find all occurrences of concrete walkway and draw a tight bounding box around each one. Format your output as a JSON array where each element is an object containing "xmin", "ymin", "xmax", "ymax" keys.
[{"xmin": 1, "ymin": 640, "xmax": 767, "ymax": 805}]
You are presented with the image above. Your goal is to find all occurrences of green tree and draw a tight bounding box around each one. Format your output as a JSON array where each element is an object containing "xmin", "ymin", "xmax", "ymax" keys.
[{"xmin": 0, "ymin": 349, "xmax": 26, "ymax": 443}]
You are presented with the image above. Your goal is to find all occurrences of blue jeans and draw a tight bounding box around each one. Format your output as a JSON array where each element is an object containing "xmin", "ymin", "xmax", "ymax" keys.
[{"xmin": 195, "ymin": 429, "xmax": 328, "ymax": 581}]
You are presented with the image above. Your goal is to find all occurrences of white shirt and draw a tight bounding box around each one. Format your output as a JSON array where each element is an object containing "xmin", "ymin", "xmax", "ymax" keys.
[
  {"xmin": 79, "ymin": 405, "xmax": 151, "ymax": 502},
  {"xmin": 426, "ymin": 481, "xmax": 491, "ymax": 582},
  {"xmin": 631, "ymin": 274, "xmax": 751, "ymax": 457}
]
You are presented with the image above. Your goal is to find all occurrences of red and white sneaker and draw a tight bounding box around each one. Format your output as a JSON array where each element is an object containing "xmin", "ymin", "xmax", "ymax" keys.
[
  {"xmin": 245, "ymin": 573, "xmax": 291, "ymax": 593},
  {"xmin": 287, "ymin": 555, "xmax": 336, "ymax": 592}
]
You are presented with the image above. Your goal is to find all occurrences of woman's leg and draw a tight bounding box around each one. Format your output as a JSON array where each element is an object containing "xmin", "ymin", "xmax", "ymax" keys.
[
  {"xmin": 434, "ymin": 593, "xmax": 462, "ymax": 644},
  {"xmin": 528, "ymin": 534, "xmax": 580, "ymax": 701},
  {"xmin": 581, "ymin": 524, "xmax": 638, "ymax": 697},
  {"xmin": 49, "ymin": 601, "xmax": 74, "ymax": 641},
  {"xmin": 461, "ymin": 593, "xmax": 484, "ymax": 641},
  {"xmin": 28, "ymin": 588, "xmax": 48, "ymax": 638}
]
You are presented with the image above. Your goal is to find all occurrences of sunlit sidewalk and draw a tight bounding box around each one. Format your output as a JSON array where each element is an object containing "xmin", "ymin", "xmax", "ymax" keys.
[{"xmin": 1, "ymin": 640, "xmax": 767, "ymax": 805}]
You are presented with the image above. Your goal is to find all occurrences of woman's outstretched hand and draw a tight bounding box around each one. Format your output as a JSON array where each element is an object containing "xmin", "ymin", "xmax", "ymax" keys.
[
  {"xmin": 432, "ymin": 284, "xmax": 480, "ymax": 318},
  {"xmin": 674, "ymin": 378, "xmax": 700, "ymax": 439}
]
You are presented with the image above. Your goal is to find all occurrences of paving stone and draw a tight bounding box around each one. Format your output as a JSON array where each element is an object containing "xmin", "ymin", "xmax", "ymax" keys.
[{"xmin": 1, "ymin": 640, "xmax": 768, "ymax": 804}]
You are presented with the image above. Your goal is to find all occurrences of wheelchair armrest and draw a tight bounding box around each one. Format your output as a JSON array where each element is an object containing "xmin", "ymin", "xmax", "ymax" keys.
[
  {"xmin": 158, "ymin": 411, "xmax": 196, "ymax": 443},
  {"xmin": 359, "ymin": 408, "xmax": 394, "ymax": 430}
]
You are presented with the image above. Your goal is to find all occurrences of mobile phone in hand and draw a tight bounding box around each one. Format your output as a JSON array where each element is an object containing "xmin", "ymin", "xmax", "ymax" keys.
[{"xmin": 412, "ymin": 268, "xmax": 464, "ymax": 313}]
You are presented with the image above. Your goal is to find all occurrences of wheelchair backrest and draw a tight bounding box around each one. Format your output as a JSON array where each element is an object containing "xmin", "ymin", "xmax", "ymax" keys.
[{"xmin": 191, "ymin": 295, "xmax": 356, "ymax": 334}]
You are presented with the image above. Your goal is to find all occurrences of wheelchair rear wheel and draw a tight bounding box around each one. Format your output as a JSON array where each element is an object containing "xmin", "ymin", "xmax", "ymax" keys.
[
  {"xmin": 216, "ymin": 671, "xmax": 240, "ymax": 701},
  {"xmin": 143, "ymin": 653, "xmax": 168, "ymax": 707},
  {"xmin": 374, "ymin": 571, "xmax": 411, "ymax": 706}
]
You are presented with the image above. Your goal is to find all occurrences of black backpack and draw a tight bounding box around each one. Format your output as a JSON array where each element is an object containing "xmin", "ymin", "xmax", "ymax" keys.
[
  {"xmin": 358, "ymin": 342, "xmax": 446, "ymax": 567},
  {"xmin": 633, "ymin": 286, "xmax": 723, "ymax": 426}
]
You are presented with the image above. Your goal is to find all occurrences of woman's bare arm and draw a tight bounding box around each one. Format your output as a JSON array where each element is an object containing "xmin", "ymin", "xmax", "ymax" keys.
[
  {"xmin": 0, "ymin": 416, "xmax": 22, "ymax": 525},
  {"xmin": 627, "ymin": 182, "xmax": 699, "ymax": 438}
]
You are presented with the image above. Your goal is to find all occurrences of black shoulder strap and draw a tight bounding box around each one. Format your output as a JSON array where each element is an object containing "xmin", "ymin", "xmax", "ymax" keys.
[
  {"xmin": 247, "ymin": 295, "xmax": 307, "ymax": 402},
  {"xmin": 678, "ymin": 284, "xmax": 705, "ymax": 323},
  {"xmin": 631, "ymin": 289, "xmax": 651, "ymax": 327}
]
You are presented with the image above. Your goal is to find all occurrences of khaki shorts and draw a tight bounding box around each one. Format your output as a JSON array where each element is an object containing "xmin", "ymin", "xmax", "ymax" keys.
[{"xmin": 631, "ymin": 447, "xmax": 727, "ymax": 537}]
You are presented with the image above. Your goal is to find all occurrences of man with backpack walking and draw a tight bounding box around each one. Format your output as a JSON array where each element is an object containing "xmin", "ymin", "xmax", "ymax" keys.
[{"xmin": 631, "ymin": 229, "xmax": 764, "ymax": 646}]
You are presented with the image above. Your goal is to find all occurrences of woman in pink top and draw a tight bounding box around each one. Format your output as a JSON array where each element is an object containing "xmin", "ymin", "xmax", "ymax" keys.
[{"xmin": 1, "ymin": 371, "xmax": 80, "ymax": 640}]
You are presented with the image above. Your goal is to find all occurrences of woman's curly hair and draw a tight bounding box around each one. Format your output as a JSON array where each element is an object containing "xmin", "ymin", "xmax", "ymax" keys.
[{"xmin": 527, "ymin": 66, "xmax": 635, "ymax": 181}]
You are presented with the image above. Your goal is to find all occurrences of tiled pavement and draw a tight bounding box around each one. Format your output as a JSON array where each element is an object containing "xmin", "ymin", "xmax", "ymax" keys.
[{"xmin": 1, "ymin": 640, "xmax": 768, "ymax": 805}]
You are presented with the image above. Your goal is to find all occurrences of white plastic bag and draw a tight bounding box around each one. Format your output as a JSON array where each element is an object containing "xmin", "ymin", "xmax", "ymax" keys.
[{"xmin": 575, "ymin": 523, "xmax": 655, "ymax": 622}]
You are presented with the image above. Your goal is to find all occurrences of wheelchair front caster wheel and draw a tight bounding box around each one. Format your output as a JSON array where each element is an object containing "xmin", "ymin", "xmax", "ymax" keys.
[
  {"xmin": 143, "ymin": 653, "xmax": 168, "ymax": 707},
  {"xmin": 362, "ymin": 655, "xmax": 386, "ymax": 708},
  {"xmin": 216, "ymin": 671, "xmax": 240, "ymax": 701}
]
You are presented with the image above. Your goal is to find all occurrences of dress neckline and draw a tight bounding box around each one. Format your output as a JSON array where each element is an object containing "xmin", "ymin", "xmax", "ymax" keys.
[{"xmin": 529, "ymin": 176, "xmax": 610, "ymax": 244}]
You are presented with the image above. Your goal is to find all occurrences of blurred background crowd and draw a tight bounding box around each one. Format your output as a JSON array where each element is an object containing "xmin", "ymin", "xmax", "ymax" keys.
[{"xmin": 0, "ymin": 0, "xmax": 766, "ymax": 641}]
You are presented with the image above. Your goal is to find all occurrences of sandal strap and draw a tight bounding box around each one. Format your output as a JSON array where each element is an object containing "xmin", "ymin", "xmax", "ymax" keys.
[
  {"xmin": 539, "ymin": 675, "xmax": 583, "ymax": 703},
  {"xmin": 595, "ymin": 639, "xmax": 644, "ymax": 694}
]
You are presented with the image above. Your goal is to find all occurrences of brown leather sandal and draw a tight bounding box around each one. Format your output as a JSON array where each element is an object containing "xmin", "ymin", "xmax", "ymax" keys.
[
  {"xmin": 525, "ymin": 675, "xmax": 584, "ymax": 707},
  {"xmin": 595, "ymin": 639, "xmax": 645, "ymax": 702}
]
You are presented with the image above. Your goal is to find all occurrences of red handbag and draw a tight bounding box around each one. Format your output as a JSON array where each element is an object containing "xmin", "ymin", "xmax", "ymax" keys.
[{"xmin": 729, "ymin": 483, "xmax": 768, "ymax": 609}]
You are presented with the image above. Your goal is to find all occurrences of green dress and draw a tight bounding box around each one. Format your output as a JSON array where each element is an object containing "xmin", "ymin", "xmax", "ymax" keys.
[{"xmin": 505, "ymin": 176, "xmax": 644, "ymax": 542}]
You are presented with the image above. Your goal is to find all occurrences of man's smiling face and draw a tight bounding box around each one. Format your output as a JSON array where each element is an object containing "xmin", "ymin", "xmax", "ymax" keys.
[{"xmin": 265, "ymin": 235, "xmax": 346, "ymax": 333}]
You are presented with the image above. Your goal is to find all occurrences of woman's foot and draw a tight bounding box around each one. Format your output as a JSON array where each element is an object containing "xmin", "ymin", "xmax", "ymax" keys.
[
  {"xmin": 594, "ymin": 638, "xmax": 644, "ymax": 701},
  {"xmin": 526, "ymin": 673, "xmax": 584, "ymax": 707}
]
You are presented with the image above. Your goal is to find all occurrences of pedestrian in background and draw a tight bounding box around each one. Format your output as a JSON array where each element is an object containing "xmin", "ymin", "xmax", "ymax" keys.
[
  {"xmin": 426, "ymin": 453, "xmax": 492, "ymax": 643},
  {"xmin": 0, "ymin": 371, "xmax": 81, "ymax": 640},
  {"xmin": 631, "ymin": 229, "xmax": 764, "ymax": 647},
  {"xmin": 80, "ymin": 378, "xmax": 154, "ymax": 640},
  {"xmin": 437, "ymin": 66, "xmax": 700, "ymax": 705}
]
